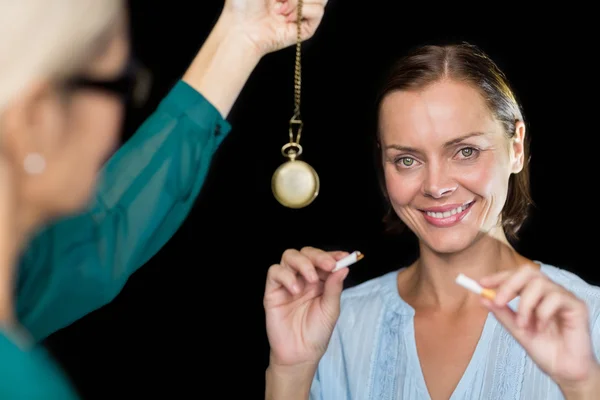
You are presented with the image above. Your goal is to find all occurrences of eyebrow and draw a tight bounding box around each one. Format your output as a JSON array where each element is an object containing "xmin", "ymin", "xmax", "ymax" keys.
[{"xmin": 384, "ymin": 132, "xmax": 487, "ymax": 153}]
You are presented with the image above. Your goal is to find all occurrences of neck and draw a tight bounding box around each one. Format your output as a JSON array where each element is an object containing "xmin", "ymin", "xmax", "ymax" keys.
[
  {"xmin": 0, "ymin": 198, "xmax": 43, "ymax": 327},
  {"xmin": 410, "ymin": 227, "xmax": 524, "ymax": 312},
  {"xmin": 15, "ymin": 209, "xmax": 40, "ymax": 251},
  {"xmin": 0, "ymin": 159, "xmax": 47, "ymax": 328}
]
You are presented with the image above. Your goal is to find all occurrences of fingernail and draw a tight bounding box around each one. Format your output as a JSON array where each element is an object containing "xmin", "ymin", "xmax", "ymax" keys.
[
  {"xmin": 292, "ymin": 283, "xmax": 300, "ymax": 294},
  {"xmin": 310, "ymin": 273, "xmax": 318, "ymax": 282}
]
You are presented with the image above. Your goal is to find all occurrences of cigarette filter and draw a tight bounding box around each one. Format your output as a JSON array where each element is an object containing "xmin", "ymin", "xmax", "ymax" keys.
[{"xmin": 455, "ymin": 273, "xmax": 496, "ymax": 300}]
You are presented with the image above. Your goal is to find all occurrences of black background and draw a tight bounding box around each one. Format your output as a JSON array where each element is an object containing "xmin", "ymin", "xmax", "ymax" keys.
[{"xmin": 44, "ymin": 1, "xmax": 597, "ymax": 399}]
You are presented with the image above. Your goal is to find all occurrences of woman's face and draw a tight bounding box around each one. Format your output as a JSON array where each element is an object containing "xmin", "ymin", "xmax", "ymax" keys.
[
  {"xmin": 379, "ymin": 80, "xmax": 525, "ymax": 254},
  {"xmin": 1, "ymin": 15, "xmax": 131, "ymax": 222}
]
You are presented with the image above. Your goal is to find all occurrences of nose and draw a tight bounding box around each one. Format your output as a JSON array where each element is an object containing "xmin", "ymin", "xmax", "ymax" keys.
[{"xmin": 422, "ymin": 162, "xmax": 457, "ymax": 199}]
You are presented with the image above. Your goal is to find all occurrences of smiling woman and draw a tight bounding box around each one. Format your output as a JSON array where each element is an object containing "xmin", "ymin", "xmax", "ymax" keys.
[
  {"xmin": 378, "ymin": 78, "xmax": 526, "ymax": 254},
  {"xmin": 264, "ymin": 43, "xmax": 600, "ymax": 400},
  {"xmin": 376, "ymin": 44, "xmax": 532, "ymax": 248}
]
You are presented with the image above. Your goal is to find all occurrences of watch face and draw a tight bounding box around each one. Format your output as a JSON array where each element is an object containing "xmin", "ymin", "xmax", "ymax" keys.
[{"xmin": 272, "ymin": 160, "xmax": 319, "ymax": 209}]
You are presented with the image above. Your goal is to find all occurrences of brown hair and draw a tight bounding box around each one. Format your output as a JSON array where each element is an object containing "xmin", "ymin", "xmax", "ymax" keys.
[{"xmin": 375, "ymin": 42, "xmax": 533, "ymax": 242}]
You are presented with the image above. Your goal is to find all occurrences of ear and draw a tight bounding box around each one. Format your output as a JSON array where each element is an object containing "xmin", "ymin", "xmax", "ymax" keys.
[
  {"xmin": 510, "ymin": 121, "xmax": 526, "ymax": 174},
  {"xmin": 0, "ymin": 80, "xmax": 62, "ymax": 166}
]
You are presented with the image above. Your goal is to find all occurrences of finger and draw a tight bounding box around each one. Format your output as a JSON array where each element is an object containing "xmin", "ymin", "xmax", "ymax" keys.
[
  {"xmin": 274, "ymin": 0, "xmax": 287, "ymax": 15},
  {"xmin": 280, "ymin": 0, "xmax": 326, "ymax": 14},
  {"xmin": 482, "ymin": 298, "xmax": 529, "ymax": 343},
  {"xmin": 479, "ymin": 270, "xmax": 513, "ymax": 288},
  {"xmin": 328, "ymin": 250, "xmax": 350, "ymax": 261},
  {"xmin": 300, "ymin": 246, "xmax": 337, "ymax": 272},
  {"xmin": 494, "ymin": 266, "xmax": 540, "ymax": 307},
  {"xmin": 315, "ymin": 268, "xmax": 330, "ymax": 282},
  {"xmin": 282, "ymin": 248, "xmax": 319, "ymax": 283},
  {"xmin": 279, "ymin": 0, "xmax": 296, "ymax": 15},
  {"xmin": 535, "ymin": 292, "xmax": 564, "ymax": 331},
  {"xmin": 265, "ymin": 263, "xmax": 301, "ymax": 295},
  {"xmin": 535, "ymin": 291, "xmax": 586, "ymax": 331},
  {"xmin": 298, "ymin": 251, "xmax": 349, "ymax": 282},
  {"xmin": 314, "ymin": 252, "xmax": 351, "ymax": 281},
  {"xmin": 285, "ymin": 3, "xmax": 325, "ymax": 23},
  {"xmin": 515, "ymin": 277, "xmax": 547, "ymax": 328},
  {"xmin": 320, "ymin": 267, "xmax": 349, "ymax": 319}
]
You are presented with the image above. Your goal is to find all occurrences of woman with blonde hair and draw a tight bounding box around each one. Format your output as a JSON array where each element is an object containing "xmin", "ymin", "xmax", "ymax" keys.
[{"xmin": 0, "ymin": 0, "xmax": 328, "ymax": 397}]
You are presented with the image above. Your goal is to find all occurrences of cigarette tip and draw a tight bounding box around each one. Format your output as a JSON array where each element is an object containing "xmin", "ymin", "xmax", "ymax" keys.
[{"xmin": 455, "ymin": 273, "xmax": 468, "ymax": 285}]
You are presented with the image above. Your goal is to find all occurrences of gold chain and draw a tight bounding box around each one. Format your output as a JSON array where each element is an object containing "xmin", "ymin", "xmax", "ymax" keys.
[{"xmin": 288, "ymin": 0, "xmax": 303, "ymax": 146}]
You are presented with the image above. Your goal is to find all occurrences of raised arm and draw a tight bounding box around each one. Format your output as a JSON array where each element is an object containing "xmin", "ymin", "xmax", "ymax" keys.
[
  {"xmin": 14, "ymin": 9, "xmax": 255, "ymax": 342},
  {"xmin": 15, "ymin": 0, "xmax": 328, "ymax": 343},
  {"xmin": 16, "ymin": 78, "xmax": 230, "ymax": 342}
]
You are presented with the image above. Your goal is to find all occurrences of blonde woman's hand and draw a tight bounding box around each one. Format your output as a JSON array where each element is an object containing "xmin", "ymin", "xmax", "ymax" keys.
[{"xmin": 222, "ymin": 0, "xmax": 327, "ymax": 56}]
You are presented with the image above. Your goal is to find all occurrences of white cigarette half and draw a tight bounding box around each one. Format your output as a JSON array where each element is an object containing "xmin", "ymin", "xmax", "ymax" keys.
[
  {"xmin": 332, "ymin": 251, "xmax": 364, "ymax": 272},
  {"xmin": 455, "ymin": 273, "xmax": 496, "ymax": 300}
]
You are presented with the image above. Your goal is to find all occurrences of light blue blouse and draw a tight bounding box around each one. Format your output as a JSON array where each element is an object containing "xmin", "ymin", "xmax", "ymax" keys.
[{"xmin": 310, "ymin": 263, "xmax": 600, "ymax": 399}]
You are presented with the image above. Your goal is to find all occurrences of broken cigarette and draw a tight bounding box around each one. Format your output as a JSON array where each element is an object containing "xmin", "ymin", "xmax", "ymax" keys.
[
  {"xmin": 332, "ymin": 251, "xmax": 364, "ymax": 272},
  {"xmin": 455, "ymin": 273, "xmax": 496, "ymax": 300}
]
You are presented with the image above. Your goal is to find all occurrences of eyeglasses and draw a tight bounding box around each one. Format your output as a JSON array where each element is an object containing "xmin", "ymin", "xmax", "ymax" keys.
[{"xmin": 65, "ymin": 58, "xmax": 152, "ymax": 108}]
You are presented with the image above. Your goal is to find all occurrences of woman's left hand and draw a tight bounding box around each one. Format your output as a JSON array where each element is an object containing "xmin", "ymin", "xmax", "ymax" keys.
[{"xmin": 480, "ymin": 266, "xmax": 600, "ymax": 396}]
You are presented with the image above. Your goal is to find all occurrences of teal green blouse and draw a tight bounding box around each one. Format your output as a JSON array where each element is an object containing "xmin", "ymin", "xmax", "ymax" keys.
[{"xmin": 0, "ymin": 80, "xmax": 231, "ymax": 398}]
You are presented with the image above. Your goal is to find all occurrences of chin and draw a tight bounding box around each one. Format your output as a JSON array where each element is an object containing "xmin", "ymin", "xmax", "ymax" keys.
[{"xmin": 420, "ymin": 228, "xmax": 483, "ymax": 254}]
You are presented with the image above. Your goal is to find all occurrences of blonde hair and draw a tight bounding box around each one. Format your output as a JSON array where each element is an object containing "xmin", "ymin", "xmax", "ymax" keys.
[{"xmin": 0, "ymin": 0, "xmax": 123, "ymax": 112}]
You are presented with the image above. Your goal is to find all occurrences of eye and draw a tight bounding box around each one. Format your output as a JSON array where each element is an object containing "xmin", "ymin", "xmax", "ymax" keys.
[
  {"xmin": 455, "ymin": 147, "xmax": 479, "ymax": 160},
  {"xmin": 401, "ymin": 157, "xmax": 414, "ymax": 167},
  {"xmin": 393, "ymin": 156, "xmax": 420, "ymax": 169}
]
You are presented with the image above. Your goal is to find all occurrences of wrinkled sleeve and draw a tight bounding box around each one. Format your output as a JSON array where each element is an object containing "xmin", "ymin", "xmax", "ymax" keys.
[{"xmin": 15, "ymin": 80, "xmax": 231, "ymax": 342}]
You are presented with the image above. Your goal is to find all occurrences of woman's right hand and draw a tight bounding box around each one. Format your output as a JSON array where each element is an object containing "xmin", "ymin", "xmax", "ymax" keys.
[{"xmin": 264, "ymin": 246, "xmax": 350, "ymax": 368}]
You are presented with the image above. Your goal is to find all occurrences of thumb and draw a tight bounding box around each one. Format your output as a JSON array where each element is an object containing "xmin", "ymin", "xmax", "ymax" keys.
[{"xmin": 320, "ymin": 268, "xmax": 349, "ymax": 320}]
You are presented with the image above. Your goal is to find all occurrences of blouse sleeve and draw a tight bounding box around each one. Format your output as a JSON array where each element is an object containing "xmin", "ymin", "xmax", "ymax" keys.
[{"xmin": 15, "ymin": 80, "xmax": 231, "ymax": 342}]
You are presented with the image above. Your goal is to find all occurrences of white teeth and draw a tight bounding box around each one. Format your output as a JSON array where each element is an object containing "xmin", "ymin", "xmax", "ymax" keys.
[{"xmin": 426, "ymin": 203, "xmax": 471, "ymax": 219}]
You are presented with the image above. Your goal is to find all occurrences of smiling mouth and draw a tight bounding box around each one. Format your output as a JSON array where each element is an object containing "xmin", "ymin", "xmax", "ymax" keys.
[{"xmin": 421, "ymin": 201, "xmax": 475, "ymax": 219}]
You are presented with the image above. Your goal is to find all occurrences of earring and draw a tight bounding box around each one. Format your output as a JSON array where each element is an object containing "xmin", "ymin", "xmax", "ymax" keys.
[{"xmin": 23, "ymin": 153, "xmax": 46, "ymax": 175}]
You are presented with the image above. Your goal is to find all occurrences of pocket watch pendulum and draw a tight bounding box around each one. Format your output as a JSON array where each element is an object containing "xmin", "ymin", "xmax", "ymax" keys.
[{"xmin": 271, "ymin": 0, "xmax": 320, "ymax": 209}]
